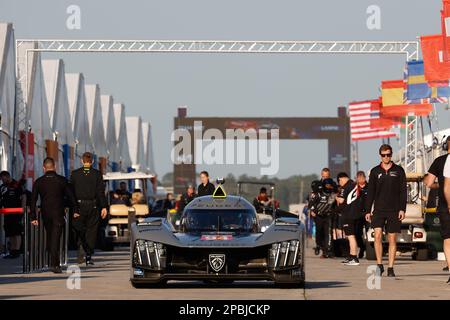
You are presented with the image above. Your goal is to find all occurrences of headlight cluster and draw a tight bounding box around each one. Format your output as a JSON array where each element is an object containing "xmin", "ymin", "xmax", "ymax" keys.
[
  {"xmin": 133, "ymin": 240, "xmax": 166, "ymax": 270},
  {"xmin": 268, "ymin": 240, "xmax": 301, "ymax": 269}
]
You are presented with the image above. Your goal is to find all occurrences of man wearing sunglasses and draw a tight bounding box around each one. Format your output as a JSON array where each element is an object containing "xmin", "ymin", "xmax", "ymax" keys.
[{"xmin": 365, "ymin": 144, "xmax": 407, "ymax": 277}]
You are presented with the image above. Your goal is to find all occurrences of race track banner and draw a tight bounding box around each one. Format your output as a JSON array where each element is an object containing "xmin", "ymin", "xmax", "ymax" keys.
[{"xmin": 19, "ymin": 131, "xmax": 35, "ymax": 190}]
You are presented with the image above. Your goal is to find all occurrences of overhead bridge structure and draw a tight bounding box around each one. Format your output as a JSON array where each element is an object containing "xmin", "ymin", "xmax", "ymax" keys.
[{"xmin": 14, "ymin": 39, "xmax": 420, "ymax": 178}]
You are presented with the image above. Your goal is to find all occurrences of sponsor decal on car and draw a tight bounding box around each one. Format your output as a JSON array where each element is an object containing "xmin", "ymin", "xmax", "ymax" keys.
[{"xmin": 201, "ymin": 235, "xmax": 233, "ymax": 241}]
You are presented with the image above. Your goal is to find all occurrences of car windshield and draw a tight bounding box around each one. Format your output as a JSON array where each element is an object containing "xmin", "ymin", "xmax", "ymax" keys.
[{"xmin": 182, "ymin": 209, "xmax": 256, "ymax": 233}]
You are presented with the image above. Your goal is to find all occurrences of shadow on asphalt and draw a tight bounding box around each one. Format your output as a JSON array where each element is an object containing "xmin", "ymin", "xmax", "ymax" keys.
[
  {"xmin": 0, "ymin": 295, "xmax": 38, "ymax": 299},
  {"xmin": 0, "ymin": 275, "xmax": 97, "ymax": 285},
  {"xmin": 77, "ymin": 267, "xmax": 129, "ymax": 273},
  {"xmin": 153, "ymin": 281, "xmax": 302, "ymax": 289},
  {"xmin": 395, "ymin": 273, "xmax": 448, "ymax": 277},
  {"xmin": 305, "ymin": 281, "xmax": 350, "ymax": 289}
]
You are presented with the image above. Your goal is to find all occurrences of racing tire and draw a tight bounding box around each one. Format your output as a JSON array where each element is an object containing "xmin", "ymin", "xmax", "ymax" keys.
[
  {"xmin": 273, "ymin": 269, "xmax": 305, "ymax": 288},
  {"xmin": 131, "ymin": 280, "xmax": 166, "ymax": 288},
  {"xmin": 365, "ymin": 241, "xmax": 376, "ymax": 261},
  {"xmin": 413, "ymin": 245, "xmax": 429, "ymax": 261}
]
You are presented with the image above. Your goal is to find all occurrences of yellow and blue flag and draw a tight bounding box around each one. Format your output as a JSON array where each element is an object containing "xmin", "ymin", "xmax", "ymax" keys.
[{"xmin": 404, "ymin": 60, "xmax": 449, "ymax": 103}]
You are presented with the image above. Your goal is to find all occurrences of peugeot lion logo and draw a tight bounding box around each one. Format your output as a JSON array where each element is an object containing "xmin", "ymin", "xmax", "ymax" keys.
[{"xmin": 209, "ymin": 254, "xmax": 226, "ymax": 272}]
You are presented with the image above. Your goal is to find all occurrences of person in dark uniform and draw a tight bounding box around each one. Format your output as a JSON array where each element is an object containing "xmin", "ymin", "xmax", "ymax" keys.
[
  {"xmin": 355, "ymin": 171, "xmax": 369, "ymax": 258},
  {"xmin": 253, "ymin": 187, "xmax": 273, "ymax": 213},
  {"xmin": 178, "ymin": 185, "xmax": 197, "ymax": 213},
  {"xmin": 308, "ymin": 179, "xmax": 336, "ymax": 258},
  {"xmin": 70, "ymin": 152, "xmax": 107, "ymax": 265},
  {"xmin": 427, "ymin": 136, "xmax": 450, "ymax": 280},
  {"xmin": 197, "ymin": 171, "xmax": 215, "ymax": 197},
  {"xmin": 30, "ymin": 157, "xmax": 77, "ymax": 273},
  {"xmin": 0, "ymin": 171, "xmax": 24, "ymax": 259},
  {"xmin": 336, "ymin": 172, "xmax": 361, "ymax": 266},
  {"xmin": 365, "ymin": 144, "xmax": 407, "ymax": 277},
  {"xmin": 116, "ymin": 181, "xmax": 131, "ymax": 206},
  {"xmin": 162, "ymin": 193, "xmax": 175, "ymax": 211}
]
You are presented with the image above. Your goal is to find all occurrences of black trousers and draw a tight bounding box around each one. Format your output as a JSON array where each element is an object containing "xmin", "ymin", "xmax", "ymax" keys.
[
  {"xmin": 72, "ymin": 202, "xmax": 99, "ymax": 256},
  {"xmin": 314, "ymin": 215, "xmax": 331, "ymax": 253},
  {"xmin": 42, "ymin": 215, "xmax": 64, "ymax": 268}
]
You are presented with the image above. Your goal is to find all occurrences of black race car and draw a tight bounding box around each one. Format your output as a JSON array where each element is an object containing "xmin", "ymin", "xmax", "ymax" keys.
[{"xmin": 130, "ymin": 184, "xmax": 305, "ymax": 287}]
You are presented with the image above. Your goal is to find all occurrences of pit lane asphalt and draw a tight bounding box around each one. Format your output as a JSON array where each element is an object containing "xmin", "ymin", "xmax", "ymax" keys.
[{"xmin": 0, "ymin": 239, "xmax": 448, "ymax": 300}]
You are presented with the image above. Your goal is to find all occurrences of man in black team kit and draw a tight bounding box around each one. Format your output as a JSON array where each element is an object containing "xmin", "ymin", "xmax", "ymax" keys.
[
  {"xmin": 197, "ymin": 171, "xmax": 215, "ymax": 197},
  {"xmin": 30, "ymin": 157, "xmax": 77, "ymax": 273},
  {"xmin": 365, "ymin": 144, "xmax": 407, "ymax": 277},
  {"xmin": 440, "ymin": 155, "xmax": 450, "ymax": 283},
  {"xmin": 336, "ymin": 172, "xmax": 361, "ymax": 266},
  {"xmin": 0, "ymin": 171, "xmax": 24, "ymax": 259},
  {"xmin": 355, "ymin": 171, "xmax": 369, "ymax": 258},
  {"xmin": 433, "ymin": 136, "xmax": 450, "ymax": 283},
  {"xmin": 70, "ymin": 152, "xmax": 107, "ymax": 265},
  {"xmin": 309, "ymin": 179, "xmax": 336, "ymax": 258}
]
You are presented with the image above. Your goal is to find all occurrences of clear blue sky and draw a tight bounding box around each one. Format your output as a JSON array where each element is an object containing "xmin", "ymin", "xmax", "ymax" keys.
[{"xmin": 2, "ymin": 0, "xmax": 449, "ymax": 179}]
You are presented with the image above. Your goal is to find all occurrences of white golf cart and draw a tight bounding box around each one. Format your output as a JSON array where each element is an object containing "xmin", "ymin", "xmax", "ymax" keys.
[
  {"xmin": 100, "ymin": 172, "xmax": 155, "ymax": 250},
  {"xmin": 365, "ymin": 173, "xmax": 428, "ymax": 260}
]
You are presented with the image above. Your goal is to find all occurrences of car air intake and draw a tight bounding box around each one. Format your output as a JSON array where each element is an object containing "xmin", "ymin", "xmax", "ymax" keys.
[
  {"xmin": 268, "ymin": 240, "xmax": 301, "ymax": 269},
  {"xmin": 133, "ymin": 240, "xmax": 166, "ymax": 270}
]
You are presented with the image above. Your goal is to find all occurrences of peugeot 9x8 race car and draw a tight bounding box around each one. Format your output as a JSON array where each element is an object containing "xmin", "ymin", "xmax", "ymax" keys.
[{"xmin": 130, "ymin": 183, "xmax": 305, "ymax": 287}]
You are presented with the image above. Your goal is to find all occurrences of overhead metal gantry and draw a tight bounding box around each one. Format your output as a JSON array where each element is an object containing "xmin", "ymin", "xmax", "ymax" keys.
[
  {"xmin": 14, "ymin": 39, "xmax": 420, "ymax": 176},
  {"xmin": 16, "ymin": 39, "xmax": 419, "ymax": 58}
]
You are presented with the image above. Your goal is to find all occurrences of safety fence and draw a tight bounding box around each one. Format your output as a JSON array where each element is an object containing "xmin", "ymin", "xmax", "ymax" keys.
[{"xmin": 0, "ymin": 207, "xmax": 69, "ymax": 273}]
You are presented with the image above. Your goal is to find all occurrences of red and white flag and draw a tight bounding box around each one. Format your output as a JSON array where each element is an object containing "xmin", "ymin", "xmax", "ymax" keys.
[
  {"xmin": 421, "ymin": 34, "xmax": 450, "ymax": 82},
  {"xmin": 442, "ymin": 1, "xmax": 450, "ymax": 61},
  {"xmin": 349, "ymin": 100, "xmax": 397, "ymax": 141}
]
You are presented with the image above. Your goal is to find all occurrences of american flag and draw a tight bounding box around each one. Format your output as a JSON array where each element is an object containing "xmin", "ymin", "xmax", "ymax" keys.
[{"xmin": 349, "ymin": 100, "xmax": 397, "ymax": 141}]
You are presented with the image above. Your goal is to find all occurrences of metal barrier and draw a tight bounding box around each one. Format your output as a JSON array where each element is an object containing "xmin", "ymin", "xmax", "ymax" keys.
[{"xmin": 22, "ymin": 208, "xmax": 70, "ymax": 273}]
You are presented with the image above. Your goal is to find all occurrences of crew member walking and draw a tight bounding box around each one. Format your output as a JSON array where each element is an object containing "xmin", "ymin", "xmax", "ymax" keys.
[
  {"xmin": 355, "ymin": 171, "xmax": 369, "ymax": 258},
  {"xmin": 336, "ymin": 172, "xmax": 360, "ymax": 266},
  {"xmin": 30, "ymin": 158, "xmax": 77, "ymax": 273},
  {"xmin": 365, "ymin": 144, "xmax": 406, "ymax": 277},
  {"xmin": 0, "ymin": 171, "xmax": 24, "ymax": 259},
  {"xmin": 70, "ymin": 152, "xmax": 107, "ymax": 265},
  {"xmin": 430, "ymin": 136, "xmax": 450, "ymax": 283}
]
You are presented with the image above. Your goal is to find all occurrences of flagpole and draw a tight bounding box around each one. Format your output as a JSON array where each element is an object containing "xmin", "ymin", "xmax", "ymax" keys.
[{"xmin": 355, "ymin": 141, "xmax": 359, "ymax": 173}]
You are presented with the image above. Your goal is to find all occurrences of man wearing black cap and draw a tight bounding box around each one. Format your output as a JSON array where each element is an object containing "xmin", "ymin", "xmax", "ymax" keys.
[
  {"xmin": 253, "ymin": 187, "xmax": 273, "ymax": 213},
  {"xmin": 70, "ymin": 152, "xmax": 107, "ymax": 265},
  {"xmin": 30, "ymin": 157, "xmax": 77, "ymax": 273},
  {"xmin": 336, "ymin": 172, "xmax": 361, "ymax": 266},
  {"xmin": 309, "ymin": 178, "xmax": 336, "ymax": 258}
]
